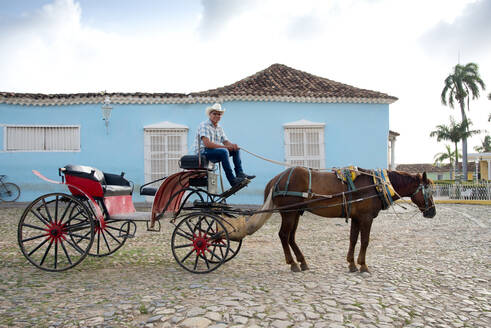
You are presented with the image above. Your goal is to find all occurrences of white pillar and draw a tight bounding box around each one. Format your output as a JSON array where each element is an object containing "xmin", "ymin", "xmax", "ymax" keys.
[
  {"xmin": 488, "ymin": 160, "xmax": 491, "ymax": 180},
  {"xmin": 390, "ymin": 139, "xmax": 396, "ymax": 170}
]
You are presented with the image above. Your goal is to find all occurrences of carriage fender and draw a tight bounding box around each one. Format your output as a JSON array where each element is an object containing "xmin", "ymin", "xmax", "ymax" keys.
[{"xmin": 32, "ymin": 170, "xmax": 104, "ymax": 221}]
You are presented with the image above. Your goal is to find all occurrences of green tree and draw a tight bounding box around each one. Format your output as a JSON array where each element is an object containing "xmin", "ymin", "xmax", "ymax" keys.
[
  {"xmin": 430, "ymin": 117, "xmax": 480, "ymax": 179},
  {"xmin": 433, "ymin": 144, "xmax": 460, "ymax": 179},
  {"xmin": 441, "ymin": 62, "xmax": 486, "ymax": 179},
  {"xmin": 488, "ymin": 92, "xmax": 491, "ymax": 122},
  {"xmin": 474, "ymin": 135, "xmax": 491, "ymax": 153}
]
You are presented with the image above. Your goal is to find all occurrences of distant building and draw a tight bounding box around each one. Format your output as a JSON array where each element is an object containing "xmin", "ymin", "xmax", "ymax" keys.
[
  {"xmin": 0, "ymin": 64, "xmax": 397, "ymax": 203},
  {"xmin": 468, "ymin": 152, "xmax": 491, "ymax": 180},
  {"xmin": 396, "ymin": 162, "xmax": 478, "ymax": 181}
]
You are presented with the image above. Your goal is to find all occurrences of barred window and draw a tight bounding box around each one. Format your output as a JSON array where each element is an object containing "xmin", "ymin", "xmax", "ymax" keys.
[
  {"xmin": 144, "ymin": 125, "xmax": 188, "ymax": 186},
  {"xmin": 5, "ymin": 125, "xmax": 80, "ymax": 151},
  {"xmin": 284, "ymin": 120, "xmax": 325, "ymax": 169}
]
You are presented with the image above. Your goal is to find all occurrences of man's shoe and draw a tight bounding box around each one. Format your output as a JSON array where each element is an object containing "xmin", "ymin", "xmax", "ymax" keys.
[
  {"xmin": 231, "ymin": 177, "xmax": 245, "ymax": 188},
  {"xmin": 237, "ymin": 173, "xmax": 256, "ymax": 180}
]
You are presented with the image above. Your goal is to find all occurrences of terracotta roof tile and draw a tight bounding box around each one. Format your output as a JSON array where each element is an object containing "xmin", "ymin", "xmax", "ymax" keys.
[
  {"xmin": 0, "ymin": 64, "xmax": 397, "ymax": 106},
  {"xmin": 191, "ymin": 64, "xmax": 397, "ymax": 103},
  {"xmin": 396, "ymin": 163, "xmax": 476, "ymax": 174}
]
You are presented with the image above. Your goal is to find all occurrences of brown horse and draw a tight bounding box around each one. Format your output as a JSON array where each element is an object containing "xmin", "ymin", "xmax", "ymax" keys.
[{"xmin": 264, "ymin": 167, "xmax": 436, "ymax": 273}]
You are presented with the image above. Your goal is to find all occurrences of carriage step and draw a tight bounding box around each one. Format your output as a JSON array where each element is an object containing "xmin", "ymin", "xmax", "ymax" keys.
[
  {"xmin": 193, "ymin": 201, "xmax": 231, "ymax": 209},
  {"xmin": 110, "ymin": 211, "xmax": 152, "ymax": 221},
  {"xmin": 217, "ymin": 178, "xmax": 251, "ymax": 199}
]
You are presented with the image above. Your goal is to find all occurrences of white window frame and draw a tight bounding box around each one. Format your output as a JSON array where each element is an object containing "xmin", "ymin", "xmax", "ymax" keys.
[
  {"xmin": 284, "ymin": 120, "xmax": 325, "ymax": 169},
  {"xmin": 2, "ymin": 124, "xmax": 81, "ymax": 152},
  {"xmin": 143, "ymin": 125, "xmax": 188, "ymax": 187}
]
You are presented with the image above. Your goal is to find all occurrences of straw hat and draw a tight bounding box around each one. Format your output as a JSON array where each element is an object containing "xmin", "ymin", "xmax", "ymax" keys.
[{"xmin": 205, "ymin": 103, "xmax": 226, "ymax": 117}]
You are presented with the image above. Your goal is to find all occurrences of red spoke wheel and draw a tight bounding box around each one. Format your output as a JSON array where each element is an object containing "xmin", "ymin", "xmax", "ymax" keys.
[
  {"xmin": 18, "ymin": 193, "xmax": 94, "ymax": 272},
  {"xmin": 207, "ymin": 238, "xmax": 242, "ymax": 264},
  {"xmin": 171, "ymin": 212, "xmax": 230, "ymax": 274},
  {"xmin": 76, "ymin": 199, "xmax": 128, "ymax": 257}
]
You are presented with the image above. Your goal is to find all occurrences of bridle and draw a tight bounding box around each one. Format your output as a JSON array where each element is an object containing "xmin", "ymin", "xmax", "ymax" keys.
[{"xmin": 411, "ymin": 183, "xmax": 434, "ymax": 212}]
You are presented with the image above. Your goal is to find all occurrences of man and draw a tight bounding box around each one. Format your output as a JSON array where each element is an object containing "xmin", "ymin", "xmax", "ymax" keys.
[{"xmin": 195, "ymin": 103, "xmax": 255, "ymax": 187}]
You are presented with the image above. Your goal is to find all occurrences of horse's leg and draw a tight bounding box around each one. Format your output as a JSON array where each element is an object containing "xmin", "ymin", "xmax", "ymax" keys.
[
  {"xmin": 279, "ymin": 212, "xmax": 301, "ymax": 272},
  {"xmin": 357, "ymin": 217, "xmax": 374, "ymax": 273},
  {"xmin": 288, "ymin": 213, "xmax": 309, "ymax": 271},
  {"xmin": 347, "ymin": 218, "xmax": 360, "ymax": 272}
]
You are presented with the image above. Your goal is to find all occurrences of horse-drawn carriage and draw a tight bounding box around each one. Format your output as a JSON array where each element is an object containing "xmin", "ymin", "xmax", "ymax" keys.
[
  {"xmin": 18, "ymin": 153, "xmax": 436, "ymax": 275},
  {"xmin": 18, "ymin": 154, "xmax": 251, "ymax": 274}
]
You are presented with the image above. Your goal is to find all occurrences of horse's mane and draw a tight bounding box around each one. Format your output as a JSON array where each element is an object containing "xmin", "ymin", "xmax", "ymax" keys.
[{"xmin": 388, "ymin": 170, "xmax": 420, "ymax": 196}]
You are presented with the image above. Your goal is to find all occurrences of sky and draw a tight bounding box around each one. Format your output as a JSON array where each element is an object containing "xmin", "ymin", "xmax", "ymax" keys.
[{"xmin": 0, "ymin": 0, "xmax": 490, "ymax": 165}]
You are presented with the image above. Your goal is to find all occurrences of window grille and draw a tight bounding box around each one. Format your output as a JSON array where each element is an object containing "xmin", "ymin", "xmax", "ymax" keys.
[
  {"xmin": 284, "ymin": 126, "xmax": 325, "ymax": 169},
  {"xmin": 144, "ymin": 128, "xmax": 188, "ymax": 187},
  {"xmin": 4, "ymin": 125, "xmax": 80, "ymax": 151}
]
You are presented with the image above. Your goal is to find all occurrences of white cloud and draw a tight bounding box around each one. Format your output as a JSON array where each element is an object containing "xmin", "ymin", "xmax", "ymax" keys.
[
  {"xmin": 421, "ymin": 0, "xmax": 491, "ymax": 58},
  {"xmin": 0, "ymin": 0, "xmax": 489, "ymax": 164}
]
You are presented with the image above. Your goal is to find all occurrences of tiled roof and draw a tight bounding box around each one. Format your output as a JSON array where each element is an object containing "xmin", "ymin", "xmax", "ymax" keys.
[
  {"xmin": 0, "ymin": 64, "xmax": 397, "ymax": 106},
  {"xmin": 396, "ymin": 163, "xmax": 476, "ymax": 174},
  {"xmin": 0, "ymin": 92, "xmax": 187, "ymax": 106},
  {"xmin": 190, "ymin": 64, "xmax": 398, "ymax": 104}
]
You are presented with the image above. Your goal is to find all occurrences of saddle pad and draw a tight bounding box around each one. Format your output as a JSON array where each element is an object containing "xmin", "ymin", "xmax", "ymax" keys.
[
  {"xmin": 376, "ymin": 169, "xmax": 396, "ymax": 197},
  {"xmin": 334, "ymin": 166, "xmax": 360, "ymax": 183}
]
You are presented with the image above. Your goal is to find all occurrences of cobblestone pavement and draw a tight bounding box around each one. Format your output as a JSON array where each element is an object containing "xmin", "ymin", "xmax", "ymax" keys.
[{"xmin": 0, "ymin": 204, "xmax": 489, "ymax": 328}]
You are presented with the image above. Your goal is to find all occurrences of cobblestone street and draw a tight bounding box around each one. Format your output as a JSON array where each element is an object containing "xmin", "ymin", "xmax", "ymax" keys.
[{"xmin": 0, "ymin": 204, "xmax": 489, "ymax": 328}]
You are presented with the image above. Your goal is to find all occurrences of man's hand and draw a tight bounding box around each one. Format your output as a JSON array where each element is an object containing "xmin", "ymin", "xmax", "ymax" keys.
[{"xmin": 224, "ymin": 141, "xmax": 239, "ymax": 151}]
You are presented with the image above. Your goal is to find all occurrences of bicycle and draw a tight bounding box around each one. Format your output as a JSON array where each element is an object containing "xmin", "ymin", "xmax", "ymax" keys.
[{"xmin": 0, "ymin": 175, "xmax": 21, "ymax": 202}]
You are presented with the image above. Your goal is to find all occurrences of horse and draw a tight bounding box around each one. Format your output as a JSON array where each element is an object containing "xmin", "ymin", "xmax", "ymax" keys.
[{"xmin": 264, "ymin": 167, "xmax": 436, "ymax": 273}]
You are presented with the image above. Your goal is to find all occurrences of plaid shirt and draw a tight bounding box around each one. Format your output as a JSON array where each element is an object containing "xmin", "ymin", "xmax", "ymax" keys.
[{"xmin": 194, "ymin": 119, "xmax": 228, "ymax": 153}]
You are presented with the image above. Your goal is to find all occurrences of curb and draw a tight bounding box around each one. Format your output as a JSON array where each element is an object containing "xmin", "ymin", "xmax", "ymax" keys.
[{"xmin": 395, "ymin": 199, "xmax": 491, "ymax": 205}]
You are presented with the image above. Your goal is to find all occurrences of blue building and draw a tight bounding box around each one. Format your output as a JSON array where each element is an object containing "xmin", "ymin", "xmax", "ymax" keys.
[{"xmin": 0, "ymin": 64, "xmax": 397, "ymax": 204}]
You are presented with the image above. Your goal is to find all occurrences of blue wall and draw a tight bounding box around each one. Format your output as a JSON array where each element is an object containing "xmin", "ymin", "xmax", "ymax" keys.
[{"xmin": 0, "ymin": 101, "xmax": 389, "ymax": 204}]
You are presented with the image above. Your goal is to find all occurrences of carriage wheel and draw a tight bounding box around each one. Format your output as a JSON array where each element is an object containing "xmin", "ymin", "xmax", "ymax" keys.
[
  {"xmin": 171, "ymin": 212, "xmax": 230, "ymax": 274},
  {"xmin": 18, "ymin": 193, "xmax": 94, "ymax": 272},
  {"xmin": 77, "ymin": 199, "xmax": 128, "ymax": 257},
  {"xmin": 207, "ymin": 238, "xmax": 242, "ymax": 264}
]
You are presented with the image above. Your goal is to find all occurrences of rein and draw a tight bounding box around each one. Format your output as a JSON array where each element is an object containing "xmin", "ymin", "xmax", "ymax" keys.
[
  {"xmin": 411, "ymin": 183, "xmax": 433, "ymax": 212},
  {"xmin": 240, "ymin": 147, "xmax": 434, "ymax": 216},
  {"xmin": 246, "ymin": 183, "xmax": 382, "ymax": 216}
]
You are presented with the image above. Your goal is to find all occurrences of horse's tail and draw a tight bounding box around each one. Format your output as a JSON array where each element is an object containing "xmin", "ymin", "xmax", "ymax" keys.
[{"xmin": 245, "ymin": 187, "xmax": 274, "ymax": 235}]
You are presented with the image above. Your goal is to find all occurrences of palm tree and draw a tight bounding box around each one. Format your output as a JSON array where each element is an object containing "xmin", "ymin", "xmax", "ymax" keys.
[
  {"xmin": 488, "ymin": 92, "xmax": 491, "ymax": 122},
  {"xmin": 441, "ymin": 62, "xmax": 486, "ymax": 178},
  {"xmin": 474, "ymin": 135, "xmax": 491, "ymax": 153},
  {"xmin": 433, "ymin": 144, "xmax": 460, "ymax": 179},
  {"xmin": 430, "ymin": 117, "xmax": 480, "ymax": 179}
]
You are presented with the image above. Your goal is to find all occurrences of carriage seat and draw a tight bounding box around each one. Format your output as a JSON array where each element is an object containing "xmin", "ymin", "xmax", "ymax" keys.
[
  {"xmin": 63, "ymin": 164, "xmax": 133, "ymax": 196},
  {"xmin": 179, "ymin": 155, "xmax": 213, "ymax": 170}
]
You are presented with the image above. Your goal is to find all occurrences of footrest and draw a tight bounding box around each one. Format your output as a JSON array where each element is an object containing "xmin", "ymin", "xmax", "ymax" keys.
[{"xmin": 218, "ymin": 178, "xmax": 251, "ymax": 199}]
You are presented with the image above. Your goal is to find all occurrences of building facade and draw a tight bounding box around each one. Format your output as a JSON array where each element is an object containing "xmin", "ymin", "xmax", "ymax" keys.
[{"xmin": 0, "ymin": 64, "xmax": 397, "ymax": 204}]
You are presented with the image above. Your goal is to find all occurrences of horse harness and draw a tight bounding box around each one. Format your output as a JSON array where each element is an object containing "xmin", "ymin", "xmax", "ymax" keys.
[
  {"xmin": 411, "ymin": 182, "xmax": 433, "ymax": 212},
  {"xmin": 271, "ymin": 167, "xmax": 396, "ymax": 221}
]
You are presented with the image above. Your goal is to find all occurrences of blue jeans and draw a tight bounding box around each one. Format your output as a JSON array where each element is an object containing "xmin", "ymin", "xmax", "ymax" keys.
[{"xmin": 202, "ymin": 148, "xmax": 244, "ymax": 185}]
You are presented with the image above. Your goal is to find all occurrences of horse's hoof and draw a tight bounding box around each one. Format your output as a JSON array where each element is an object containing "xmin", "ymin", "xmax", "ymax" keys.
[
  {"xmin": 348, "ymin": 264, "xmax": 358, "ymax": 272},
  {"xmin": 301, "ymin": 263, "xmax": 310, "ymax": 271},
  {"xmin": 291, "ymin": 263, "xmax": 301, "ymax": 272},
  {"xmin": 360, "ymin": 266, "xmax": 370, "ymax": 273}
]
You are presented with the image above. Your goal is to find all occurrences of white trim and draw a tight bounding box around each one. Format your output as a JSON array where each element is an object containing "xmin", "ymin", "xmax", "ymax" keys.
[
  {"xmin": 0, "ymin": 95, "xmax": 397, "ymax": 106},
  {"xmin": 283, "ymin": 119, "xmax": 326, "ymax": 128},
  {"xmin": 284, "ymin": 125, "xmax": 325, "ymax": 169},
  {"xmin": 143, "ymin": 125, "xmax": 188, "ymax": 201},
  {"xmin": 144, "ymin": 121, "xmax": 189, "ymax": 129},
  {"xmin": 3, "ymin": 124, "xmax": 80, "ymax": 128},
  {"xmin": 3, "ymin": 125, "xmax": 81, "ymax": 152}
]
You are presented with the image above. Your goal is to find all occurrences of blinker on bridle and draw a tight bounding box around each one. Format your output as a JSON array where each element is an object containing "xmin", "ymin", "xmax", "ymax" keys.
[{"xmin": 411, "ymin": 183, "xmax": 433, "ymax": 212}]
